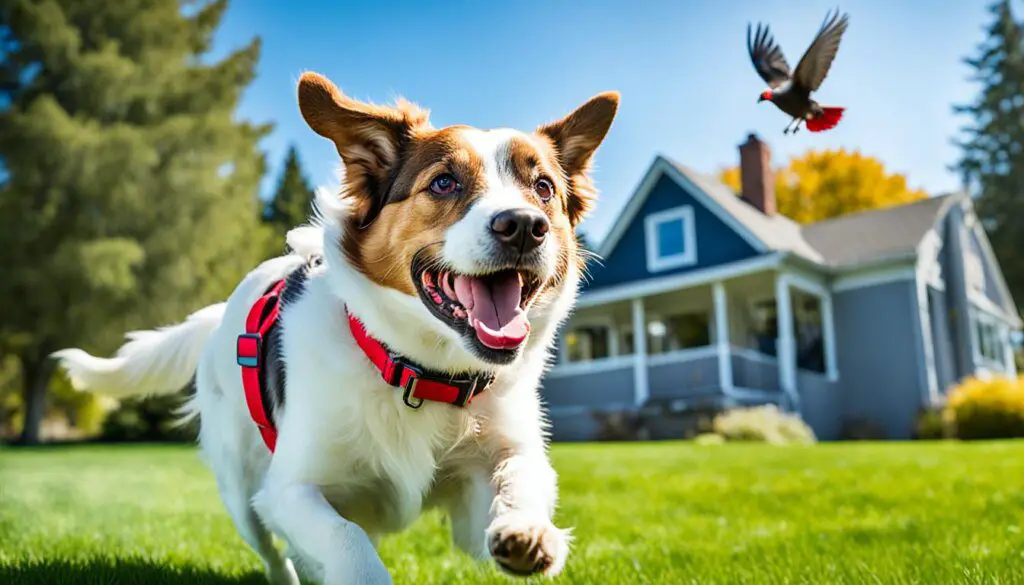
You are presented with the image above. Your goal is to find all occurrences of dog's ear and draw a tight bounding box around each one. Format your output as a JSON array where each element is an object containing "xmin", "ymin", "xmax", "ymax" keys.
[
  {"xmin": 298, "ymin": 72, "xmax": 430, "ymax": 226},
  {"xmin": 537, "ymin": 92, "xmax": 619, "ymax": 226}
]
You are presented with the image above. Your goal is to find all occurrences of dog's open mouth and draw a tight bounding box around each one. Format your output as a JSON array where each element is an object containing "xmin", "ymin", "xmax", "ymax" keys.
[{"xmin": 416, "ymin": 265, "xmax": 542, "ymax": 352}]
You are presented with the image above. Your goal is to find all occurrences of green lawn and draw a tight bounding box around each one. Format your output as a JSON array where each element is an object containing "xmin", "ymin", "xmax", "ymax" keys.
[{"xmin": 2, "ymin": 442, "xmax": 1024, "ymax": 584}]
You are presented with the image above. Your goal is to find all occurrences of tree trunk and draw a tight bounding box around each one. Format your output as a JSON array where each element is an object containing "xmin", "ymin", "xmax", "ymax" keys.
[{"xmin": 17, "ymin": 352, "xmax": 54, "ymax": 445}]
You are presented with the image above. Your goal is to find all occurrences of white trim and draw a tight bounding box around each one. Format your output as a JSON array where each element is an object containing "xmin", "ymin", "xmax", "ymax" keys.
[
  {"xmin": 644, "ymin": 206, "xmax": 697, "ymax": 272},
  {"xmin": 731, "ymin": 347, "xmax": 778, "ymax": 365},
  {"xmin": 831, "ymin": 266, "xmax": 916, "ymax": 293},
  {"xmin": 1003, "ymin": 324, "xmax": 1018, "ymax": 377},
  {"xmin": 775, "ymin": 273, "xmax": 800, "ymax": 412},
  {"xmin": 578, "ymin": 252, "xmax": 783, "ymax": 308},
  {"xmin": 646, "ymin": 344, "xmax": 718, "ymax": 367},
  {"xmin": 913, "ymin": 268, "xmax": 940, "ymax": 404},
  {"xmin": 962, "ymin": 198, "xmax": 1022, "ymax": 327},
  {"xmin": 631, "ymin": 298, "xmax": 648, "ymax": 406},
  {"xmin": 787, "ymin": 271, "xmax": 829, "ymax": 298},
  {"xmin": 713, "ymin": 281, "xmax": 733, "ymax": 392},
  {"xmin": 546, "ymin": 355, "xmax": 634, "ymax": 379},
  {"xmin": 598, "ymin": 157, "xmax": 768, "ymax": 259},
  {"xmin": 820, "ymin": 291, "xmax": 839, "ymax": 382}
]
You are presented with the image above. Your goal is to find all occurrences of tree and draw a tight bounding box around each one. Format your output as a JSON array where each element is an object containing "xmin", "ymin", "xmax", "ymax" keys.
[
  {"xmin": 265, "ymin": 145, "xmax": 315, "ymax": 236},
  {"xmin": 955, "ymin": 0, "xmax": 1024, "ymax": 304},
  {"xmin": 719, "ymin": 148, "xmax": 928, "ymax": 224},
  {"xmin": 0, "ymin": 0, "xmax": 271, "ymax": 443}
]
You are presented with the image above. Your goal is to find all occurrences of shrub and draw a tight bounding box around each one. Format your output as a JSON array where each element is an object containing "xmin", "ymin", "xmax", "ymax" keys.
[
  {"xmin": 914, "ymin": 408, "xmax": 949, "ymax": 440},
  {"xmin": 694, "ymin": 432, "xmax": 726, "ymax": 446},
  {"xmin": 944, "ymin": 375, "xmax": 1024, "ymax": 440},
  {"xmin": 840, "ymin": 417, "xmax": 888, "ymax": 441},
  {"xmin": 99, "ymin": 393, "xmax": 197, "ymax": 443},
  {"xmin": 711, "ymin": 404, "xmax": 816, "ymax": 445},
  {"xmin": 591, "ymin": 409, "xmax": 649, "ymax": 441}
]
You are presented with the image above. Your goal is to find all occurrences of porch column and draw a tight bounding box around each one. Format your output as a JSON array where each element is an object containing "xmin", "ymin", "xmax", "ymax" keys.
[
  {"xmin": 713, "ymin": 281, "xmax": 734, "ymax": 392},
  {"xmin": 775, "ymin": 274, "xmax": 799, "ymax": 412},
  {"xmin": 631, "ymin": 297, "xmax": 648, "ymax": 406},
  {"xmin": 821, "ymin": 292, "xmax": 839, "ymax": 382}
]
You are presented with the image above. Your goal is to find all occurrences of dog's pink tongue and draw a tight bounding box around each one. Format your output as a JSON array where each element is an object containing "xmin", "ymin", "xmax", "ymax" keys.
[{"xmin": 453, "ymin": 273, "xmax": 530, "ymax": 350}]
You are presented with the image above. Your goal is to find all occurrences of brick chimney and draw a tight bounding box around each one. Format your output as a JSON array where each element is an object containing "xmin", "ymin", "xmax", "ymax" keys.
[{"xmin": 739, "ymin": 133, "xmax": 775, "ymax": 215}]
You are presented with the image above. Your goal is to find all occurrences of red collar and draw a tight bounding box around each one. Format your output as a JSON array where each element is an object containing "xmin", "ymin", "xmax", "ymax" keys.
[
  {"xmin": 345, "ymin": 309, "xmax": 493, "ymax": 409},
  {"xmin": 237, "ymin": 278, "xmax": 492, "ymax": 452}
]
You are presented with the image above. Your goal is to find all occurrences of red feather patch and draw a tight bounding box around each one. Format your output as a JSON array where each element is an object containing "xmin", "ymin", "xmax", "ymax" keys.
[{"xmin": 806, "ymin": 107, "xmax": 844, "ymax": 132}]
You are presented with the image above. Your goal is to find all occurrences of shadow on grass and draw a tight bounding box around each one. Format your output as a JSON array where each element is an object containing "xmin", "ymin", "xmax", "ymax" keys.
[{"xmin": 0, "ymin": 558, "xmax": 266, "ymax": 585}]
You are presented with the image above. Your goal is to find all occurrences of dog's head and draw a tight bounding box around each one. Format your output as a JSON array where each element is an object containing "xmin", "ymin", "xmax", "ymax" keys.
[{"xmin": 298, "ymin": 72, "xmax": 617, "ymax": 367}]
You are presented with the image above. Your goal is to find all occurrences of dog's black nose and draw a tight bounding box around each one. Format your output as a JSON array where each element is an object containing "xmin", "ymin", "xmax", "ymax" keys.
[{"xmin": 490, "ymin": 208, "xmax": 549, "ymax": 254}]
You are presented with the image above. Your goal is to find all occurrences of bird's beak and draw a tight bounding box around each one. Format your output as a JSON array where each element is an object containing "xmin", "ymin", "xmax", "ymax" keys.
[{"xmin": 757, "ymin": 96, "xmax": 766, "ymax": 103}]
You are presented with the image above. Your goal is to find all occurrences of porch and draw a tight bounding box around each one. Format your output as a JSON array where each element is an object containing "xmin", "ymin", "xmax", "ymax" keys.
[{"xmin": 542, "ymin": 261, "xmax": 841, "ymax": 437}]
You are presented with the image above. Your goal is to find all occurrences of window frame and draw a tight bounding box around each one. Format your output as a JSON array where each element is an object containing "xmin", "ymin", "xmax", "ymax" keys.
[{"xmin": 644, "ymin": 206, "xmax": 697, "ymax": 273}]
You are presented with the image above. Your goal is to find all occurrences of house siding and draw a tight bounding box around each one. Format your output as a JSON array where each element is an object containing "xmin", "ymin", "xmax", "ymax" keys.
[
  {"xmin": 586, "ymin": 175, "xmax": 760, "ymax": 290},
  {"xmin": 929, "ymin": 286, "xmax": 958, "ymax": 393},
  {"xmin": 834, "ymin": 280, "xmax": 924, "ymax": 439},
  {"xmin": 540, "ymin": 367, "xmax": 635, "ymax": 409},
  {"xmin": 798, "ymin": 371, "xmax": 841, "ymax": 440},
  {"xmin": 648, "ymin": 356, "xmax": 719, "ymax": 399}
]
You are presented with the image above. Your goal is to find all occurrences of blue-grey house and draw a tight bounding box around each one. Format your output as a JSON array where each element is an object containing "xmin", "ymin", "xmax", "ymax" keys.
[{"xmin": 542, "ymin": 134, "xmax": 1022, "ymax": 441}]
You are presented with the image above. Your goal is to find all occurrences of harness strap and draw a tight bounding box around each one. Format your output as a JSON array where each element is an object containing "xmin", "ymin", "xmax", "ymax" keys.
[
  {"xmin": 237, "ymin": 274, "xmax": 493, "ymax": 454},
  {"xmin": 237, "ymin": 280, "xmax": 286, "ymax": 452}
]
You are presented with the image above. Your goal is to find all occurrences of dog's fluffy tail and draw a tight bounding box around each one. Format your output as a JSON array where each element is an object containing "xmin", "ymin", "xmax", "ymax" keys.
[{"xmin": 52, "ymin": 303, "xmax": 227, "ymax": 398}]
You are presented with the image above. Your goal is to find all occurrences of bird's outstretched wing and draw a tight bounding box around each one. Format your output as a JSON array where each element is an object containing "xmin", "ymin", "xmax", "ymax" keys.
[
  {"xmin": 747, "ymin": 22, "xmax": 792, "ymax": 89},
  {"xmin": 793, "ymin": 9, "xmax": 850, "ymax": 93}
]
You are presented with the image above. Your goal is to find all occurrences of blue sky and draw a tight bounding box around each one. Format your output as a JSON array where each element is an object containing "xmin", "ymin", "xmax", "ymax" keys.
[{"xmin": 212, "ymin": 0, "xmax": 1011, "ymax": 244}]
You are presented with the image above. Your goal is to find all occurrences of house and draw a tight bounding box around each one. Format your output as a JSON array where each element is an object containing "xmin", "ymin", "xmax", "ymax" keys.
[{"xmin": 542, "ymin": 134, "xmax": 1022, "ymax": 441}]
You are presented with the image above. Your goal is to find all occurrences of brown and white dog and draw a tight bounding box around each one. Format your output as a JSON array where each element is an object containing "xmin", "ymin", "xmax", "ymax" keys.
[{"xmin": 52, "ymin": 72, "xmax": 618, "ymax": 584}]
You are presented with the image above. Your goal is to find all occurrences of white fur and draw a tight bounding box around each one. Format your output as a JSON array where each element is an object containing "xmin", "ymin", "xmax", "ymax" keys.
[
  {"xmin": 54, "ymin": 182, "xmax": 581, "ymax": 584},
  {"xmin": 444, "ymin": 129, "xmax": 559, "ymax": 280}
]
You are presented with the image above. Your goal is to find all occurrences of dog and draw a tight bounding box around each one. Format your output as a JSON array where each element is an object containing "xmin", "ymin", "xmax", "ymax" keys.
[{"xmin": 53, "ymin": 71, "xmax": 618, "ymax": 584}]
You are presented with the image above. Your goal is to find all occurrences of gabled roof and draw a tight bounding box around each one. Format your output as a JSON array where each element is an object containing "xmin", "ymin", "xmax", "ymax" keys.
[
  {"xmin": 800, "ymin": 195, "xmax": 955, "ymax": 267},
  {"xmin": 597, "ymin": 154, "xmax": 955, "ymax": 271},
  {"xmin": 598, "ymin": 156, "xmax": 824, "ymax": 263}
]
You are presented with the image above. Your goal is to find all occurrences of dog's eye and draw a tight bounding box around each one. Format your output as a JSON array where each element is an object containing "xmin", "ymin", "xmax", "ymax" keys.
[
  {"xmin": 429, "ymin": 173, "xmax": 460, "ymax": 196},
  {"xmin": 535, "ymin": 178, "xmax": 554, "ymax": 202}
]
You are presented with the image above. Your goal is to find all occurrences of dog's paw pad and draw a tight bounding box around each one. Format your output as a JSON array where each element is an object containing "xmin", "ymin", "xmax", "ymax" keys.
[{"xmin": 487, "ymin": 515, "xmax": 568, "ymax": 577}]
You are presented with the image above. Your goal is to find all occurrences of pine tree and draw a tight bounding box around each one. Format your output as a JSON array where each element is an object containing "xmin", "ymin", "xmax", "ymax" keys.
[
  {"xmin": 266, "ymin": 145, "xmax": 315, "ymax": 231},
  {"xmin": 955, "ymin": 0, "xmax": 1024, "ymax": 304},
  {"xmin": 0, "ymin": 0, "xmax": 271, "ymax": 443}
]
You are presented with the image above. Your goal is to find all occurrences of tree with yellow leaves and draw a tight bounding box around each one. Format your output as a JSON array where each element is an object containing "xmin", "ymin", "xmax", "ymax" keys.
[{"xmin": 719, "ymin": 148, "xmax": 928, "ymax": 224}]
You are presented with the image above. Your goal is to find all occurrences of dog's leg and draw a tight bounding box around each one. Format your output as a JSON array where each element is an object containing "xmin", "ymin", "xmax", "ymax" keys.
[
  {"xmin": 254, "ymin": 483, "xmax": 391, "ymax": 585},
  {"xmin": 485, "ymin": 444, "xmax": 569, "ymax": 577},
  {"xmin": 219, "ymin": 483, "xmax": 300, "ymax": 585},
  {"xmin": 436, "ymin": 471, "xmax": 493, "ymax": 560}
]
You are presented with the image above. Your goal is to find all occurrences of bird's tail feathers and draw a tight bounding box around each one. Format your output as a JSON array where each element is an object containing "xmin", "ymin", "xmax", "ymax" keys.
[{"xmin": 806, "ymin": 107, "xmax": 844, "ymax": 132}]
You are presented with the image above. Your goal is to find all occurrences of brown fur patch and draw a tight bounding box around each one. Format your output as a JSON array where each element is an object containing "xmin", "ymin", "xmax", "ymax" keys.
[{"xmin": 299, "ymin": 72, "xmax": 618, "ymax": 299}]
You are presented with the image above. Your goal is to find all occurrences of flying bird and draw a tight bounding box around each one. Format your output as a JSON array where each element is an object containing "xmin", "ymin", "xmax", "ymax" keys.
[{"xmin": 748, "ymin": 9, "xmax": 850, "ymax": 134}]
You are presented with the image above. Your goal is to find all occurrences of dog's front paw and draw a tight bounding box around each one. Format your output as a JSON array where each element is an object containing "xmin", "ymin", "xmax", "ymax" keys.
[{"xmin": 487, "ymin": 513, "xmax": 569, "ymax": 577}]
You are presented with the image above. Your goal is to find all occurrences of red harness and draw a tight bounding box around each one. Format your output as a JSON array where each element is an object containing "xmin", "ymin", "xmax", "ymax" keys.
[{"xmin": 236, "ymin": 279, "xmax": 492, "ymax": 452}]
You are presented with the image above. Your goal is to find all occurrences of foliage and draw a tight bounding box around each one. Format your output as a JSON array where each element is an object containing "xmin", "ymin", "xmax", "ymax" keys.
[
  {"xmin": 693, "ymin": 432, "xmax": 725, "ymax": 445},
  {"xmin": 943, "ymin": 375, "xmax": 1024, "ymax": 440},
  {"xmin": 264, "ymin": 145, "xmax": 316, "ymax": 248},
  {"xmin": 0, "ymin": 0, "xmax": 272, "ymax": 443},
  {"xmin": 955, "ymin": 0, "xmax": 1024, "ymax": 308},
  {"xmin": 914, "ymin": 408, "xmax": 950, "ymax": 441},
  {"xmin": 590, "ymin": 409, "xmax": 649, "ymax": 441},
  {"xmin": 99, "ymin": 393, "xmax": 197, "ymax": 443},
  {"xmin": 7, "ymin": 442, "xmax": 1024, "ymax": 583},
  {"xmin": 719, "ymin": 148, "xmax": 928, "ymax": 224},
  {"xmin": 710, "ymin": 404, "xmax": 816, "ymax": 444},
  {"xmin": 839, "ymin": 416, "xmax": 888, "ymax": 441}
]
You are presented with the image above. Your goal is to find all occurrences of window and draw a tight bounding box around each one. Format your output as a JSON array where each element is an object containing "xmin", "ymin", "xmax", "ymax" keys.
[
  {"xmin": 644, "ymin": 206, "xmax": 697, "ymax": 272},
  {"xmin": 793, "ymin": 293, "xmax": 825, "ymax": 373},
  {"xmin": 974, "ymin": 313, "xmax": 1005, "ymax": 367},
  {"xmin": 748, "ymin": 299, "xmax": 778, "ymax": 357},
  {"xmin": 564, "ymin": 326, "xmax": 610, "ymax": 363},
  {"xmin": 646, "ymin": 312, "xmax": 710, "ymax": 354}
]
